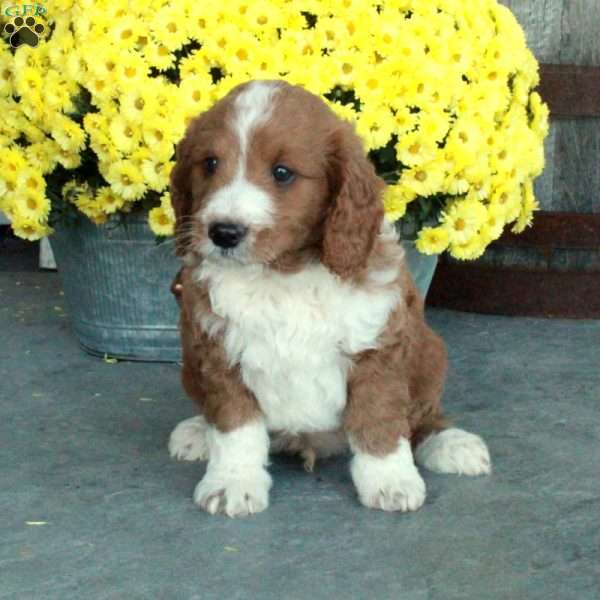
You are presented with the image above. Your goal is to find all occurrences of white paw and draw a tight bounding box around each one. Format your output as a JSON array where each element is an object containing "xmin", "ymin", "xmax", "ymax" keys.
[
  {"xmin": 359, "ymin": 472, "xmax": 426, "ymax": 512},
  {"xmin": 415, "ymin": 428, "xmax": 491, "ymax": 476},
  {"xmin": 168, "ymin": 416, "xmax": 210, "ymax": 462},
  {"xmin": 193, "ymin": 468, "xmax": 272, "ymax": 517},
  {"xmin": 351, "ymin": 438, "xmax": 426, "ymax": 513}
]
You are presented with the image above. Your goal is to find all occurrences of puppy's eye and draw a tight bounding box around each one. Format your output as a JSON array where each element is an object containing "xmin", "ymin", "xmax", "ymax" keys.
[
  {"xmin": 272, "ymin": 164, "xmax": 295, "ymax": 185},
  {"xmin": 204, "ymin": 157, "xmax": 218, "ymax": 175}
]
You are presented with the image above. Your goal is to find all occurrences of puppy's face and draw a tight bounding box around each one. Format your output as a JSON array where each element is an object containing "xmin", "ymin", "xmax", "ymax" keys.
[{"xmin": 171, "ymin": 80, "xmax": 384, "ymax": 276}]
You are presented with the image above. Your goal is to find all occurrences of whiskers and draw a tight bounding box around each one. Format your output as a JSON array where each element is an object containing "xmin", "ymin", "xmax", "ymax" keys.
[
  {"xmin": 168, "ymin": 215, "xmax": 280, "ymax": 269},
  {"xmin": 173, "ymin": 216, "xmax": 204, "ymax": 256}
]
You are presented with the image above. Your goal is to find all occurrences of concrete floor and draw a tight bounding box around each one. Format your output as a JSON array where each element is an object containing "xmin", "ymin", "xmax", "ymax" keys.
[{"xmin": 1, "ymin": 240, "xmax": 599, "ymax": 600}]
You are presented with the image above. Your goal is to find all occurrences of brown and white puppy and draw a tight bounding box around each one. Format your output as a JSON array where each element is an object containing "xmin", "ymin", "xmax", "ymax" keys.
[{"xmin": 168, "ymin": 80, "xmax": 491, "ymax": 517}]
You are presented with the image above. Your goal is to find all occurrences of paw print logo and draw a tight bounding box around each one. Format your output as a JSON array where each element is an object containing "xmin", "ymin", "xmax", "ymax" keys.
[{"xmin": 3, "ymin": 16, "xmax": 45, "ymax": 48}]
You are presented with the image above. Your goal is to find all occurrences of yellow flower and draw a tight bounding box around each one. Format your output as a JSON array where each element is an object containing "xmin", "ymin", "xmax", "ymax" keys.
[
  {"xmin": 109, "ymin": 114, "xmax": 142, "ymax": 155},
  {"xmin": 89, "ymin": 130, "xmax": 120, "ymax": 164},
  {"xmin": 352, "ymin": 63, "xmax": 390, "ymax": 105},
  {"xmin": 115, "ymin": 52, "xmax": 148, "ymax": 87},
  {"xmin": 16, "ymin": 171, "xmax": 45, "ymax": 196},
  {"xmin": 85, "ymin": 46, "xmax": 121, "ymax": 82},
  {"xmin": 383, "ymin": 185, "xmax": 415, "ymax": 221},
  {"xmin": 141, "ymin": 159, "xmax": 174, "ymax": 193},
  {"xmin": 178, "ymin": 73, "xmax": 215, "ymax": 118},
  {"xmin": 416, "ymin": 226, "xmax": 450, "ymax": 255},
  {"xmin": 449, "ymin": 234, "xmax": 486, "ymax": 261},
  {"xmin": 148, "ymin": 204, "xmax": 175, "ymax": 236},
  {"xmin": 144, "ymin": 40, "xmax": 176, "ymax": 71},
  {"xmin": 512, "ymin": 180, "xmax": 539, "ymax": 234},
  {"xmin": 529, "ymin": 92, "xmax": 549, "ymax": 138},
  {"xmin": 140, "ymin": 114, "xmax": 170, "ymax": 146},
  {"xmin": 14, "ymin": 188, "xmax": 50, "ymax": 222},
  {"xmin": 0, "ymin": 0, "xmax": 548, "ymax": 253},
  {"xmin": 109, "ymin": 16, "xmax": 144, "ymax": 50},
  {"xmin": 0, "ymin": 148, "xmax": 27, "ymax": 186},
  {"xmin": 86, "ymin": 74, "xmax": 116, "ymax": 105},
  {"xmin": 95, "ymin": 187, "xmax": 127, "ymax": 215},
  {"xmin": 66, "ymin": 183, "xmax": 108, "ymax": 223},
  {"xmin": 316, "ymin": 14, "xmax": 351, "ymax": 53},
  {"xmin": 244, "ymin": 1, "xmax": 285, "ymax": 34},
  {"xmin": 151, "ymin": 6, "xmax": 189, "ymax": 51},
  {"xmin": 396, "ymin": 132, "xmax": 438, "ymax": 167},
  {"xmin": 356, "ymin": 106, "xmax": 396, "ymax": 151},
  {"xmin": 419, "ymin": 110, "xmax": 451, "ymax": 144},
  {"xmin": 0, "ymin": 54, "xmax": 14, "ymax": 96},
  {"xmin": 13, "ymin": 66, "xmax": 42, "ymax": 97},
  {"xmin": 50, "ymin": 116, "xmax": 86, "ymax": 153},
  {"xmin": 325, "ymin": 100, "xmax": 359, "ymax": 126},
  {"xmin": 65, "ymin": 52, "xmax": 89, "ymax": 83},
  {"xmin": 400, "ymin": 161, "xmax": 446, "ymax": 197},
  {"xmin": 104, "ymin": 159, "xmax": 147, "ymax": 201},
  {"xmin": 391, "ymin": 106, "xmax": 419, "ymax": 136},
  {"xmin": 489, "ymin": 181, "xmax": 522, "ymax": 222},
  {"xmin": 44, "ymin": 72, "xmax": 77, "ymax": 114},
  {"xmin": 441, "ymin": 195, "xmax": 487, "ymax": 245},
  {"xmin": 481, "ymin": 203, "xmax": 505, "ymax": 242},
  {"xmin": 10, "ymin": 216, "xmax": 50, "ymax": 241},
  {"xmin": 184, "ymin": 4, "xmax": 215, "ymax": 40}
]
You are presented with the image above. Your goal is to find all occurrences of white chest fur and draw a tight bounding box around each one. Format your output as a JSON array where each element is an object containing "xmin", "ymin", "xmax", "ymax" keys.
[{"xmin": 194, "ymin": 259, "xmax": 401, "ymax": 434}]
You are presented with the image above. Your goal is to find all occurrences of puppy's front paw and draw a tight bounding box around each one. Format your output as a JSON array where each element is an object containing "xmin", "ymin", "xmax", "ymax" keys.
[
  {"xmin": 351, "ymin": 438, "xmax": 426, "ymax": 513},
  {"xmin": 193, "ymin": 468, "xmax": 272, "ymax": 517},
  {"xmin": 355, "ymin": 467, "xmax": 426, "ymax": 512},
  {"xmin": 168, "ymin": 416, "xmax": 210, "ymax": 462},
  {"xmin": 361, "ymin": 473, "xmax": 426, "ymax": 512}
]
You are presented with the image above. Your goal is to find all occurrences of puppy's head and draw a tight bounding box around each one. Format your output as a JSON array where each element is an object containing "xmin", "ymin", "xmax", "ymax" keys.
[{"xmin": 171, "ymin": 80, "xmax": 384, "ymax": 277}]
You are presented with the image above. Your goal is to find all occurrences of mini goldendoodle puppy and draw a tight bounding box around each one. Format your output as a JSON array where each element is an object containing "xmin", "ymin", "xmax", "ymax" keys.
[{"xmin": 168, "ymin": 80, "xmax": 491, "ymax": 517}]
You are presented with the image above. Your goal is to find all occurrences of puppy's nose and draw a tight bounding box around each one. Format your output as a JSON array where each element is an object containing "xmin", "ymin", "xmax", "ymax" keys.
[{"xmin": 208, "ymin": 222, "xmax": 248, "ymax": 249}]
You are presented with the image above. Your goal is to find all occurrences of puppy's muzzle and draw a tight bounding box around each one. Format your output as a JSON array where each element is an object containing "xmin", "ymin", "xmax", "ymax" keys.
[{"xmin": 208, "ymin": 222, "xmax": 248, "ymax": 249}]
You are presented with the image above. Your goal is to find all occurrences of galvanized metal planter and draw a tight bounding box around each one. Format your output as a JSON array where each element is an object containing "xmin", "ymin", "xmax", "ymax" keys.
[
  {"xmin": 401, "ymin": 240, "xmax": 438, "ymax": 299},
  {"xmin": 50, "ymin": 212, "xmax": 436, "ymax": 363},
  {"xmin": 50, "ymin": 212, "xmax": 182, "ymax": 362}
]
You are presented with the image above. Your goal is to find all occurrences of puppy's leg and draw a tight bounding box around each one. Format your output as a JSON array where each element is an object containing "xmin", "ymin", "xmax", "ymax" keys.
[
  {"xmin": 408, "ymin": 327, "xmax": 491, "ymax": 476},
  {"xmin": 168, "ymin": 415, "xmax": 210, "ymax": 462},
  {"xmin": 178, "ymin": 297, "xmax": 272, "ymax": 517},
  {"xmin": 415, "ymin": 428, "xmax": 491, "ymax": 476},
  {"xmin": 194, "ymin": 418, "xmax": 272, "ymax": 517},
  {"xmin": 349, "ymin": 436, "xmax": 426, "ymax": 512},
  {"xmin": 345, "ymin": 354, "xmax": 425, "ymax": 513}
]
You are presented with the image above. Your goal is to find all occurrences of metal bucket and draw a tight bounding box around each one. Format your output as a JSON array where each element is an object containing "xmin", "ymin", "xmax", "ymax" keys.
[
  {"xmin": 50, "ymin": 212, "xmax": 182, "ymax": 362},
  {"xmin": 401, "ymin": 240, "xmax": 438, "ymax": 299},
  {"xmin": 50, "ymin": 213, "xmax": 436, "ymax": 362}
]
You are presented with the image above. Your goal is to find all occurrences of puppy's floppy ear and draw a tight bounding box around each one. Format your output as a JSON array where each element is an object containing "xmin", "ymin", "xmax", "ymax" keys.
[
  {"xmin": 170, "ymin": 126, "xmax": 197, "ymax": 257},
  {"xmin": 322, "ymin": 126, "xmax": 384, "ymax": 278}
]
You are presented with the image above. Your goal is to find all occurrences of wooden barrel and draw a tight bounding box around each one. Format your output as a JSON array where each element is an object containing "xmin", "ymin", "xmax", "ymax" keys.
[{"xmin": 428, "ymin": 0, "xmax": 600, "ymax": 319}]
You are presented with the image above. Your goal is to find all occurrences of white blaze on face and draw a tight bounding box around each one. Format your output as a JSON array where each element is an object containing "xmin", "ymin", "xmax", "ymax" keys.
[{"xmin": 201, "ymin": 81, "xmax": 280, "ymax": 233}]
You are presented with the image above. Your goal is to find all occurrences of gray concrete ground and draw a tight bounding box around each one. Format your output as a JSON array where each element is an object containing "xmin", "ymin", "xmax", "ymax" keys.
[{"xmin": 1, "ymin": 241, "xmax": 599, "ymax": 600}]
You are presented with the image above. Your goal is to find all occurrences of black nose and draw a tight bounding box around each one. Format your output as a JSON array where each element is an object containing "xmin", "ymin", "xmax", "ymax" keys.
[{"xmin": 208, "ymin": 222, "xmax": 248, "ymax": 249}]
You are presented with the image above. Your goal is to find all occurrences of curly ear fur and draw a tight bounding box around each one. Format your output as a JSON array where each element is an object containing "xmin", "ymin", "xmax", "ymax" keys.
[
  {"xmin": 322, "ymin": 127, "xmax": 385, "ymax": 278},
  {"xmin": 169, "ymin": 126, "xmax": 197, "ymax": 257}
]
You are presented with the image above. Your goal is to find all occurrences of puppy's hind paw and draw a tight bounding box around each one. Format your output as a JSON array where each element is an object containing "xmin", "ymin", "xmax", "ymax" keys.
[
  {"xmin": 415, "ymin": 428, "xmax": 491, "ymax": 476},
  {"xmin": 168, "ymin": 416, "xmax": 210, "ymax": 462}
]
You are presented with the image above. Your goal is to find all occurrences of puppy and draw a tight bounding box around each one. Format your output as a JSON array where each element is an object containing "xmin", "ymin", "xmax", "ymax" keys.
[{"xmin": 168, "ymin": 80, "xmax": 490, "ymax": 517}]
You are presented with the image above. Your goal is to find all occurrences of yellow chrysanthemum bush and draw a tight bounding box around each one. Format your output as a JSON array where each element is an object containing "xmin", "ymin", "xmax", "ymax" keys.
[{"xmin": 0, "ymin": 0, "xmax": 548, "ymax": 259}]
